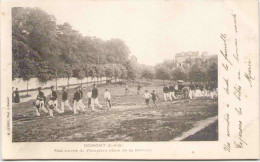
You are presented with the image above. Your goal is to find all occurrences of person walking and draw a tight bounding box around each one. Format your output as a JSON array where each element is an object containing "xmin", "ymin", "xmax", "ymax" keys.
[
  {"xmin": 91, "ymin": 84, "xmax": 102, "ymax": 111},
  {"xmin": 163, "ymin": 86, "xmax": 169, "ymax": 101},
  {"xmin": 78, "ymin": 86, "xmax": 86, "ymax": 112},
  {"xmin": 14, "ymin": 88, "xmax": 20, "ymax": 103},
  {"xmin": 48, "ymin": 86, "xmax": 62, "ymax": 117},
  {"xmin": 73, "ymin": 87, "xmax": 81, "ymax": 114},
  {"xmin": 104, "ymin": 89, "xmax": 112, "ymax": 110},
  {"xmin": 61, "ymin": 87, "xmax": 73, "ymax": 113}
]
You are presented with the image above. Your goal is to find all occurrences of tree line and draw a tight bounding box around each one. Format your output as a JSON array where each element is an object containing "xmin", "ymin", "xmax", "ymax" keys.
[
  {"xmin": 13, "ymin": 7, "xmax": 217, "ymax": 89},
  {"xmin": 12, "ymin": 7, "xmax": 139, "ymax": 85},
  {"xmin": 140, "ymin": 55, "xmax": 218, "ymax": 84}
]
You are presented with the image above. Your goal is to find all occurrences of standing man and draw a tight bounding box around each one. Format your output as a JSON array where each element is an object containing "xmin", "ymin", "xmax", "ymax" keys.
[
  {"xmin": 34, "ymin": 87, "xmax": 48, "ymax": 116},
  {"xmin": 189, "ymin": 81, "xmax": 196, "ymax": 99},
  {"xmin": 61, "ymin": 87, "xmax": 73, "ymax": 113},
  {"xmin": 125, "ymin": 85, "xmax": 130, "ymax": 97},
  {"xmin": 168, "ymin": 83, "xmax": 175, "ymax": 101},
  {"xmin": 144, "ymin": 90, "xmax": 152, "ymax": 108},
  {"xmin": 14, "ymin": 88, "xmax": 20, "ymax": 103},
  {"xmin": 104, "ymin": 89, "xmax": 112, "ymax": 110},
  {"xmin": 48, "ymin": 86, "xmax": 62, "ymax": 117},
  {"xmin": 163, "ymin": 85, "xmax": 169, "ymax": 101},
  {"xmin": 137, "ymin": 83, "xmax": 142, "ymax": 95},
  {"xmin": 86, "ymin": 89, "xmax": 92, "ymax": 109},
  {"xmin": 182, "ymin": 86, "xmax": 190, "ymax": 99},
  {"xmin": 78, "ymin": 86, "xmax": 86, "ymax": 112},
  {"xmin": 73, "ymin": 87, "xmax": 80, "ymax": 114},
  {"xmin": 151, "ymin": 90, "xmax": 160, "ymax": 108},
  {"xmin": 91, "ymin": 84, "xmax": 102, "ymax": 111}
]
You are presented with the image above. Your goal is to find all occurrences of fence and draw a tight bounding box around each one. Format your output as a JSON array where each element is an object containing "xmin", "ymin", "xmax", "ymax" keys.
[{"xmin": 13, "ymin": 77, "xmax": 122, "ymax": 92}]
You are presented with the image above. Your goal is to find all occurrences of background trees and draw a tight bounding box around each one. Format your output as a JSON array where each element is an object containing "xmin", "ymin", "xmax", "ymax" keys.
[
  {"xmin": 12, "ymin": 7, "xmax": 132, "ymax": 84},
  {"xmin": 171, "ymin": 67, "xmax": 187, "ymax": 81},
  {"xmin": 12, "ymin": 7, "xmax": 218, "ymax": 86},
  {"xmin": 141, "ymin": 68, "xmax": 154, "ymax": 83},
  {"xmin": 155, "ymin": 66, "xmax": 170, "ymax": 84}
]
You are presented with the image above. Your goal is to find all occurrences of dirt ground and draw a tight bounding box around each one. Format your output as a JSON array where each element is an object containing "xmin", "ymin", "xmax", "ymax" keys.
[{"xmin": 12, "ymin": 80, "xmax": 218, "ymax": 142}]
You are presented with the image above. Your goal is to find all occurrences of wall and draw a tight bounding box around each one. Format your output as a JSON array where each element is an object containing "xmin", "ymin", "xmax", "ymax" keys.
[{"xmin": 12, "ymin": 77, "xmax": 121, "ymax": 92}]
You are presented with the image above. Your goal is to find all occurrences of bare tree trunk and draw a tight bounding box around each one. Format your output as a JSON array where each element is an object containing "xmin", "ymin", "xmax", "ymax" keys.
[
  {"xmin": 26, "ymin": 80, "xmax": 29, "ymax": 95},
  {"xmin": 56, "ymin": 77, "xmax": 58, "ymax": 91},
  {"xmin": 67, "ymin": 77, "xmax": 70, "ymax": 90},
  {"xmin": 86, "ymin": 76, "xmax": 88, "ymax": 87}
]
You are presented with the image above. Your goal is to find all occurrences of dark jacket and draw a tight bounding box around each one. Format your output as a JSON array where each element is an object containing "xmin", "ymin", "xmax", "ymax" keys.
[
  {"xmin": 163, "ymin": 87, "xmax": 169, "ymax": 93},
  {"xmin": 189, "ymin": 83, "xmax": 196, "ymax": 90},
  {"xmin": 79, "ymin": 90, "xmax": 83, "ymax": 99},
  {"xmin": 169, "ymin": 86, "xmax": 174, "ymax": 92},
  {"xmin": 73, "ymin": 91, "xmax": 81, "ymax": 102},
  {"xmin": 92, "ymin": 88, "xmax": 98, "ymax": 99},
  {"xmin": 62, "ymin": 91, "xmax": 68, "ymax": 101},
  {"xmin": 50, "ymin": 91, "xmax": 57, "ymax": 101},
  {"xmin": 37, "ymin": 92, "xmax": 45, "ymax": 101}
]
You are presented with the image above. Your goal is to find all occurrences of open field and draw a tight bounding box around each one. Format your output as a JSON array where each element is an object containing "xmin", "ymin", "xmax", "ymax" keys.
[{"xmin": 12, "ymin": 80, "xmax": 218, "ymax": 142}]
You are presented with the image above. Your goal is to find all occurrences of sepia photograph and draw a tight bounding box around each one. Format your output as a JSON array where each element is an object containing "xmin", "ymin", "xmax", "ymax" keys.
[
  {"xmin": 11, "ymin": 3, "xmax": 218, "ymax": 142},
  {"xmin": 1, "ymin": 0, "xmax": 259, "ymax": 160}
]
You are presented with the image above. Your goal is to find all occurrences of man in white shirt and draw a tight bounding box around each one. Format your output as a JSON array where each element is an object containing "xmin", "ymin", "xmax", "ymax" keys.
[
  {"xmin": 77, "ymin": 86, "xmax": 86, "ymax": 112},
  {"xmin": 104, "ymin": 89, "xmax": 112, "ymax": 110},
  {"xmin": 144, "ymin": 90, "xmax": 152, "ymax": 108},
  {"xmin": 86, "ymin": 89, "xmax": 92, "ymax": 109}
]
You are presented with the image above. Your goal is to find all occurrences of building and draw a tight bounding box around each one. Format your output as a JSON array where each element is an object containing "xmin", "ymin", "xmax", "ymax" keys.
[{"xmin": 175, "ymin": 51, "xmax": 208, "ymax": 67}]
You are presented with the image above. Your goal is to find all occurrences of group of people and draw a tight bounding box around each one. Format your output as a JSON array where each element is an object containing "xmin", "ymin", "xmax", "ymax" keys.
[
  {"xmin": 31, "ymin": 81, "xmax": 217, "ymax": 117},
  {"xmin": 33, "ymin": 84, "xmax": 112, "ymax": 117},
  {"xmin": 12, "ymin": 87, "xmax": 20, "ymax": 103},
  {"xmin": 139, "ymin": 81, "xmax": 218, "ymax": 109},
  {"xmin": 162, "ymin": 81, "xmax": 218, "ymax": 101}
]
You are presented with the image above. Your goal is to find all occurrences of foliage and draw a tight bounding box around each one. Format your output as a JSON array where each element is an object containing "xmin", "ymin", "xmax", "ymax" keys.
[
  {"xmin": 12, "ymin": 7, "xmax": 131, "ymax": 82},
  {"xmin": 155, "ymin": 65, "xmax": 170, "ymax": 81},
  {"xmin": 171, "ymin": 67, "xmax": 187, "ymax": 81},
  {"xmin": 141, "ymin": 68, "xmax": 154, "ymax": 81}
]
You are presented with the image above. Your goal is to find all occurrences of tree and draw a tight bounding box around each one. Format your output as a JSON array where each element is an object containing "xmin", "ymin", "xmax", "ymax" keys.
[
  {"xmin": 124, "ymin": 60, "xmax": 138, "ymax": 83},
  {"xmin": 155, "ymin": 65, "xmax": 170, "ymax": 84},
  {"xmin": 36, "ymin": 61, "xmax": 56, "ymax": 82},
  {"xmin": 171, "ymin": 67, "xmax": 188, "ymax": 81},
  {"xmin": 104, "ymin": 64, "xmax": 115, "ymax": 79},
  {"xmin": 188, "ymin": 64, "xmax": 206, "ymax": 82},
  {"xmin": 207, "ymin": 61, "xmax": 218, "ymax": 82},
  {"xmin": 141, "ymin": 68, "xmax": 154, "ymax": 83},
  {"xmin": 12, "ymin": 7, "xmax": 136, "ymax": 87},
  {"xmin": 114, "ymin": 64, "xmax": 123, "ymax": 83}
]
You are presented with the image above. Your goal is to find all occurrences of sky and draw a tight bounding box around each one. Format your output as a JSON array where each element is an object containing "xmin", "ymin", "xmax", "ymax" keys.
[{"xmin": 36, "ymin": 0, "xmax": 230, "ymax": 66}]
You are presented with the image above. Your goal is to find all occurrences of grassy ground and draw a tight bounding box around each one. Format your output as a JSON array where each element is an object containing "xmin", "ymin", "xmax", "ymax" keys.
[
  {"xmin": 12, "ymin": 80, "xmax": 218, "ymax": 142},
  {"xmin": 183, "ymin": 121, "xmax": 218, "ymax": 141}
]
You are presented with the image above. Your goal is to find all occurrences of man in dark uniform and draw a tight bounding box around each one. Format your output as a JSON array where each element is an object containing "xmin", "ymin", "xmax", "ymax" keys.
[
  {"xmin": 78, "ymin": 86, "xmax": 86, "ymax": 112},
  {"xmin": 14, "ymin": 88, "xmax": 20, "ymax": 103},
  {"xmin": 137, "ymin": 83, "xmax": 142, "ymax": 95},
  {"xmin": 91, "ymin": 84, "xmax": 102, "ymax": 111},
  {"xmin": 163, "ymin": 85, "xmax": 169, "ymax": 101},
  {"xmin": 73, "ymin": 87, "xmax": 81, "ymax": 114},
  {"xmin": 61, "ymin": 87, "xmax": 72, "ymax": 113},
  {"xmin": 48, "ymin": 86, "xmax": 62, "ymax": 117},
  {"xmin": 151, "ymin": 90, "xmax": 160, "ymax": 108},
  {"xmin": 34, "ymin": 87, "xmax": 48, "ymax": 116},
  {"xmin": 189, "ymin": 81, "xmax": 196, "ymax": 99},
  {"xmin": 168, "ymin": 83, "xmax": 175, "ymax": 101}
]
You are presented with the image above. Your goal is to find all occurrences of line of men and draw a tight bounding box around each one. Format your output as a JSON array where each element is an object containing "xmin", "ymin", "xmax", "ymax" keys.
[
  {"xmin": 33, "ymin": 84, "xmax": 112, "ymax": 117},
  {"xmin": 162, "ymin": 81, "xmax": 218, "ymax": 101}
]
